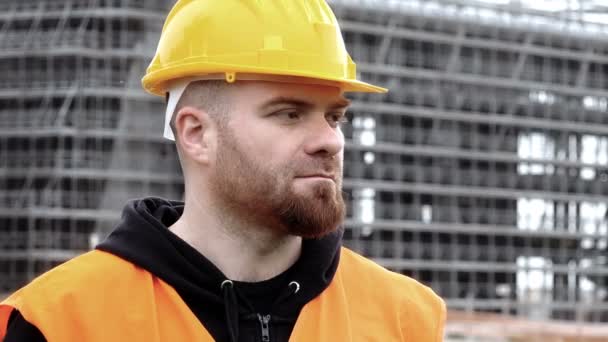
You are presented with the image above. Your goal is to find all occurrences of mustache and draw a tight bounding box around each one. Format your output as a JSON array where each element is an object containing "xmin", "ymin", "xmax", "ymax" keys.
[{"xmin": 293, "ymin": 158, "xmax": 342, "ymax": 177}]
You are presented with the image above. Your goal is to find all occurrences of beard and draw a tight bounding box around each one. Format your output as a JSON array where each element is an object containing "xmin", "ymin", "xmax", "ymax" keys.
[{"xmin": 210, "ymin": 124, "xmax": 345, "ymax": 239}]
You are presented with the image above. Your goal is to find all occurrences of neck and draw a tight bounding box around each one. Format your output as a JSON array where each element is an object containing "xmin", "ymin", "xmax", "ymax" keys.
[{"xmin": 169, "ymin": 193, "xmax": 302, "ymax": 282}]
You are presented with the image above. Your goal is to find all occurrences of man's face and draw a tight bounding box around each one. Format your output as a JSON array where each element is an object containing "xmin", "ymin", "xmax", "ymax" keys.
[{"xmin": 209, "ymin": 81, "xmax": 348, "ymax": 238}]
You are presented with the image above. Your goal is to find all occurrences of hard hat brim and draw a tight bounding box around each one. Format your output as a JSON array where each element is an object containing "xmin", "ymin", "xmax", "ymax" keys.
[{"xmin": 142, "ymin": 63, "xmax": 388, "ymax": 97}]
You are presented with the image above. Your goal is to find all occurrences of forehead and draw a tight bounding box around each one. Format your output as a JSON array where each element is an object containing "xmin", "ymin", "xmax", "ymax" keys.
[{"xmin": 229, "ymin": 81, "xmax": 348, "ymax": 109}]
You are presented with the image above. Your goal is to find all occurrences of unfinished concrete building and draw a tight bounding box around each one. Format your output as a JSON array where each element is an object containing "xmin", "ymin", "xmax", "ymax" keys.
[
  {"xmin": 1, "ymin": 0, "xmax": 608, "ymax": 326},
  {"xmin": 332, "ymin": 0, "xmax": 608, "ymax": 323},
  {"xmin": 0, "ymin": 0, "xmax": 178, "ymax": 294}
]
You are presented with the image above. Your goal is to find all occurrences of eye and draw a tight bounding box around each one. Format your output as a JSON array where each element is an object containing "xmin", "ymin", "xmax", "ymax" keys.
[
  {"xmin": 272, "ymin": 109, "xmax": 303, "ymax": 123},
  {"xmin": 285, "ymin": 111, "xmax": 301, "ymax": 120},
  {"xmin": 327, "ymin": 112, "xmax": 348, "ymax": 127}
]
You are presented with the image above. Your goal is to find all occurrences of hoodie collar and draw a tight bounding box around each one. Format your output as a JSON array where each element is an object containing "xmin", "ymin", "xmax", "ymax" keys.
[{"xmin": 96, "ymin": 197, "xmax": 342, "ymax": 326}]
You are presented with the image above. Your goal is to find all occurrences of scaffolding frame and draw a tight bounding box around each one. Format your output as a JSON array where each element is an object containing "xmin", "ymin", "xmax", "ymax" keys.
[
  {"xmin": 0, "ymin": 0, "xmax": 180, "ymax": 292},
  {"xmin": 331, "ymin": 0, "xmax": 608, "ymax": 323},
  {"xmin": 1, "ymin": 0, "xmax": 608, "ymax": 328}
]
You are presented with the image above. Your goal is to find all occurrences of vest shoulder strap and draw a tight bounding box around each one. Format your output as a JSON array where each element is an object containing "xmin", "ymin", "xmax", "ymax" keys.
[
  {"xmin": 0, "ymin": 250, "xmax": 213, "ymax": 342},
  {"xmin": 338, "ymin": 247, "xmax": 446, "ymax": 341}
]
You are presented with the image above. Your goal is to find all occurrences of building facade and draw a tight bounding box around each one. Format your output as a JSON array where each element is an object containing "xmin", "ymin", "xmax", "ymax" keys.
[
  {"xmin": 335, "ymin": 0, "xmax": 608, "ymax": 322},
  {"xmin": 0, "ymin": 0, "xmax": 179, "ymax": 293},
  {"xmin": 1, "ymin": 0, "xmax": 607, "ymax": 323}
]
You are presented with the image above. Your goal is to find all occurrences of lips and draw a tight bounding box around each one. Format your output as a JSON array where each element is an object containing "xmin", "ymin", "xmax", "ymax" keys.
[
  {"xmin": 294, "ymin": 160, "xmax": 340, "ymax": 182},
  {"xmin": 297, "ymin": 174, "xmax": 336, "ymax": 181}
]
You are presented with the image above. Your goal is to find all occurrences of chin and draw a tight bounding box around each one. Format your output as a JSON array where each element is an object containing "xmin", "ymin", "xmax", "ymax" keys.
[{"xmin": 278, "ymin": 198, "xmax": 345, "ymax": 239}]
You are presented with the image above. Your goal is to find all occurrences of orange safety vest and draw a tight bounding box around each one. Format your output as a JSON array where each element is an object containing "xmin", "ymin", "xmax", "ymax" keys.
[{"xmin": 0, "ymin": 248, "xmax": 445, "ymax": 341}]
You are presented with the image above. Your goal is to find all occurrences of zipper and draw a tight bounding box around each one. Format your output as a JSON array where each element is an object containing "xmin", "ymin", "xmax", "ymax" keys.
[{"xmin": 257, "ymin": 314, "xmax": 271, "ymax": 342}]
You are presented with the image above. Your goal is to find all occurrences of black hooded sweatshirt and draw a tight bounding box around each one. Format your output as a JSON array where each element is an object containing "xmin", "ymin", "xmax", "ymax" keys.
[{"xmin": 4, "ymin": 197, "xmax": 342, "ymax": 342}]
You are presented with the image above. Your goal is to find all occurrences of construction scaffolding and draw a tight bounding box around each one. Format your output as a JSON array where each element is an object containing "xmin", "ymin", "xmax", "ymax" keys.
[
  {"xmin": 0, "ymin": 0, "xmax": 607, "ymax": 333},
  {"xmin": 331, "ymin": 0, "xmax": 608, "ymax": 326},
  {"xmin": 0, "ymin": 0, "xmax": 179, "ymax": 293}
]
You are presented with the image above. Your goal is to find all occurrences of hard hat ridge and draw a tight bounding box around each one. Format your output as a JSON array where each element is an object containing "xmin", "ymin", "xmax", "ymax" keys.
[{"xmin": 142, "ymin": 0, "xmax": 388, "ymax": 96}]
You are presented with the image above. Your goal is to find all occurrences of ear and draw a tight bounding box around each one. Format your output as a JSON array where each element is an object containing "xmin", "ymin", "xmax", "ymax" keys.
[{"xmin": 174, "ymin": 106, "xmax": 216, "ymax": 165}]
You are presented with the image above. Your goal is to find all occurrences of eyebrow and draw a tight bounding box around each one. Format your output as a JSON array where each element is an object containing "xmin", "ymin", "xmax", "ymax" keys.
[{"xmin": 259, "ymin": 96, "xmax": 351, "ymax": 111}]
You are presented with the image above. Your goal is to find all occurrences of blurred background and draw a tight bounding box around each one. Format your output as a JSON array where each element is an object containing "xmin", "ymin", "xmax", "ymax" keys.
[{"xmin": 1, "ymin": 0, "xmax": 608, "ymax": 340}]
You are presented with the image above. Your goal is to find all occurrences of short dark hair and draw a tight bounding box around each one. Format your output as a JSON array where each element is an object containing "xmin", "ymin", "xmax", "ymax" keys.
[{"xmin": 169, "ymin": 80, "xmax": 232, "ymax": 139}]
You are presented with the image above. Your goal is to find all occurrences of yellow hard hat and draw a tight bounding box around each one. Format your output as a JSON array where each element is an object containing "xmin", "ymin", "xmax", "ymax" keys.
[{"xmin": 141, "ymin": 0, "xmax": 388, "ymax": 96}]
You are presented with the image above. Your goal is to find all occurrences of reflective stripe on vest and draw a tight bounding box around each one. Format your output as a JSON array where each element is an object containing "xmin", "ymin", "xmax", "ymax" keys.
[{"xmin": 0, "ymin": 249, "xmax": 445, "ymax": 341}]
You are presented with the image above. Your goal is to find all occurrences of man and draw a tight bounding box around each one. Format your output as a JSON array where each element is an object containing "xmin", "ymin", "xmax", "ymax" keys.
[{"xmin": 0, "ymin": 1, "xmax": 446, "ymax": 341}]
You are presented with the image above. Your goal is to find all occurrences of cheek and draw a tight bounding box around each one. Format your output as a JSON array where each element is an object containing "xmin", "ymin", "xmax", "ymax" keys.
[
  {"xmin": 236, "ymin": 117, "xmax": 306, "ymax": 169},
  {"xmin": 250, "ymin": 130, "xmax": 301, "ymax": 163}
]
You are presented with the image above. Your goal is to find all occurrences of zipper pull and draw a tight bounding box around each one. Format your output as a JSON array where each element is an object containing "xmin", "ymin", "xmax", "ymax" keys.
[{"xmin": 257, "ymin": 314, "xmax": 271, "ymax": 342}]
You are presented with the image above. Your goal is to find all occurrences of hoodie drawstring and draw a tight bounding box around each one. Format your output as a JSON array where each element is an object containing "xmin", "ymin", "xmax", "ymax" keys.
[
  {"xmin": 272, "ymin": 281, "xmax": 300, "ymax": 307},
  {"xmin": 221, "ymin": 280, "xmax": 239, "ymax": 342}
]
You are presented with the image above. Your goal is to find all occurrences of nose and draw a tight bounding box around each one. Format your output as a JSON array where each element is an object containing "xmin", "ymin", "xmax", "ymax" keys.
[{"xmin": 302, "ymin": 115, "xmax": 345, "ymax": 158}]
